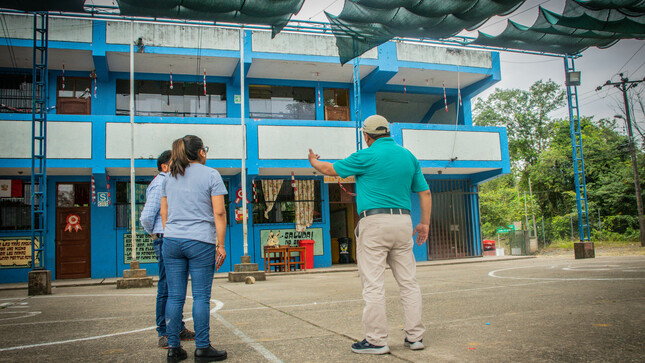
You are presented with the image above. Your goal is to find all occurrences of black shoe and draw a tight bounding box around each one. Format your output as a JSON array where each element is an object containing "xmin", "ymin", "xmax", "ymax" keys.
[
  {"xmin": 195, "ymin": 345, "xmax": 227, "ymax": 362},
  {"xmin": 167, "ymin": 346, "xmax": 187, "ymax": 363}
]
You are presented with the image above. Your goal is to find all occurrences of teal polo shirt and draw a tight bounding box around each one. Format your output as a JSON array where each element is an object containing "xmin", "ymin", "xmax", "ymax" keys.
[{"xmin": 333, "ymin": 137, "xmax": 429, "ymax": 214}]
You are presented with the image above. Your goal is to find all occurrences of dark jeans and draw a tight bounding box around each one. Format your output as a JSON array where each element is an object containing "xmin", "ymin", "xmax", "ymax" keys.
[
  {"xmin": 163, "ymin": 237, "xmax": 216, "ymax": 348},
  {"xmin": 153, "ymin": 237, "xmax": 185, "ymax": 337}
]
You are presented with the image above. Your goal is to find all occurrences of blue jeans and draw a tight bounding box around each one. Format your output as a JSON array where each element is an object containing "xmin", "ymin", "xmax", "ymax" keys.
[
  {"xmin": 153, "ymin": 237, "xmax": 185, "ymax": 337},
  {"xmin": 163, "ymin": 237, "xmax": 216, "ymax": 348}
]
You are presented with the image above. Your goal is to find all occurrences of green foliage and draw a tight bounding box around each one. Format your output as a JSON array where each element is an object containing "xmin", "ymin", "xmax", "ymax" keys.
[
  {"xmin": 476, "ymin": 80, "xmax": 645, "ymax": 242},
  {"xmin": 474, "ymin": 79, "xmax": 565, "ymax": 173},
  {"xmin": 479, "ymin": 174, "xmax": 539, "ymax": 237}
]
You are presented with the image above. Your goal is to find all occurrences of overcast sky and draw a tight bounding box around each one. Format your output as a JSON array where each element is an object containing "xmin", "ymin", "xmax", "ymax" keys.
[{"xmin": 294, "ymin": 0, "xmax": 645, "ymax": 127}]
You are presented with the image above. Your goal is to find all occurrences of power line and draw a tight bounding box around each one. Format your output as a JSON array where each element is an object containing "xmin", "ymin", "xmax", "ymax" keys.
[
  {"xmin": 307, "ymin": 0, "xmax": 341, "ymax": 20},
  {"xmin": 615, "ymin": 42, "xmax": 645, "ymax": 76}
]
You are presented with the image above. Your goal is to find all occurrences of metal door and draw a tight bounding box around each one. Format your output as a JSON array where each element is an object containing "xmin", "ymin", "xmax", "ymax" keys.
[{"xmin": 427, "ymin": 180, "xmax": 479, "ymax": 260}]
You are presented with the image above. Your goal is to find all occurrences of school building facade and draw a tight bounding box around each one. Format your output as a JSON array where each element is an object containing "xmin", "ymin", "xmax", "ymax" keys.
[{"xmin": 0, "ymin": 13, "xmax": 510, "ymax": 283}]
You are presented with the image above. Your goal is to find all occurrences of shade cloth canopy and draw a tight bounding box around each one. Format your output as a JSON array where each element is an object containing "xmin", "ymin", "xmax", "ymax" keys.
[
  {"xmin": 116, "ymin": 0, "xmax": 305, "ymax": 37},
  {"xmin": 0, "ymin": 0, "xmax": 305, "ymax": 37},
  {"xmin": 326, "ymin": 0, "xmax": 645, "ymax": 64}
]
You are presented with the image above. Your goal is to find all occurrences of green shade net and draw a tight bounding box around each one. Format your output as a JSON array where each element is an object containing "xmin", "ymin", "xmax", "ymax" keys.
[
  {"xmin": 116, "ymin": 0, "xmax": 305, "ymax": 37},
  {"xmin": 326, "ymin": 0, "xmax": 526, "ymax": 64},
  {"xmin": 328, "ymin": 0, "xmax": 645, "ymax": 63},
  {"xmin": 0, "ymin": 0, "xmax": 85, "ymax": 12},
  {"xmin": 470, "ymin": 0, "xmax": 645, "ymax": 54}
]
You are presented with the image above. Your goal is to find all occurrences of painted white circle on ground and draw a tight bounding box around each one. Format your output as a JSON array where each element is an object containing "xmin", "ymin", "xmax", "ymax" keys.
[{"xmin": 489, "ymin": 264, "xmax": 645, "ymax": 281}]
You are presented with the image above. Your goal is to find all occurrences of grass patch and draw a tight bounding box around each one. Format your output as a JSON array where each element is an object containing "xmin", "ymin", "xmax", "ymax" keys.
[{"xmin": 542, "ymin": 239, "xmax": 642, "ymax": 250}]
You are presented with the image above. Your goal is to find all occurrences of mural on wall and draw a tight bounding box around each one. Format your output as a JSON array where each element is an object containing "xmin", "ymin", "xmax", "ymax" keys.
[
  {"xmin": 260, "ymin": 228, "xmax": 323, "ymax": 256},
  {"xmin": 0, "ymin": 237, "xmax": 37, "ymax": 268},
  {"xmin": 123, "ymin": 233, "xmax": 157, "ymax": 264}
]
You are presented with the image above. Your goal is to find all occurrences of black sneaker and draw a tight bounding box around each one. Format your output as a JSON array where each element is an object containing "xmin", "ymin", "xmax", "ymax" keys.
[
  {"xmin": 351, "ymin": 339, "xmax": 390, "ymax": 354},
  {"xmin": 195, "ymin": 345, "xmax": 227, "ymax": 362},
  {"xmin": 179, "ymin": 328, "xmax": 195, "ymax": 341},
  {"xmin": 167, "ymin": 346, "xmax": 187, "ymax": 363},
  {"xmin": 404, "ymin": 337, "xmax": 425, "ymax": 350}
]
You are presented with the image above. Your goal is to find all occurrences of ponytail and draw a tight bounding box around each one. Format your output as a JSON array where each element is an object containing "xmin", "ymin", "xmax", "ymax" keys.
[{"xmin": 169, "ymin": 135, "xmax": 203, "ymax": 177}]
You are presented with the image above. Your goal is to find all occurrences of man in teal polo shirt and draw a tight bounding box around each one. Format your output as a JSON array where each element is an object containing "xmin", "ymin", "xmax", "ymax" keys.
[{"xmin": 308, "ymin": 115, "xmax": 432, "ymax": 355}]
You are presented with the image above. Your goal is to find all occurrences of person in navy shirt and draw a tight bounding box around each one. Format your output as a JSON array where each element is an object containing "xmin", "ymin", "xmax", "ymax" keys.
[{"xmin": 140, "ymin": 150, "xmax": 195, "ymax": 348}]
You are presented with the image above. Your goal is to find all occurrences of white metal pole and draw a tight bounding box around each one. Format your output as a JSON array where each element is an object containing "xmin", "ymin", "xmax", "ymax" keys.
[
  {"xmin": 130, "ymin": 20, "xmax": 136, "ymax": 262},
  {"xmin": 240, "ymin": 27, "xmax": 248, "ymax": 256}
]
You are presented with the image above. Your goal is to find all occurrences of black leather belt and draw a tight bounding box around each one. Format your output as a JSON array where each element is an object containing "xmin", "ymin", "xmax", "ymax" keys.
[{"xmin": 359, "ymin": 208, "xmax": 410, "ymax": 219}]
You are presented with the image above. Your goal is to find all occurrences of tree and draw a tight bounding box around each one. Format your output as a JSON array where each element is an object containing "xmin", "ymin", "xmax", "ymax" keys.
[{"xmin": 474, "ymin": 80, "xmax": 565, "ymax": 175}]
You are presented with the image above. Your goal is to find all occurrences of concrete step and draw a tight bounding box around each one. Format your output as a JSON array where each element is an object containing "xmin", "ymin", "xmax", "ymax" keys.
[
  {"xmin": 116, "ymin": 277, "xmax": 153, "ymax": 289},
  {"xmin": 234, "ymin": 263, "xmax": 259, "ymax": 272},
  {"xmin": 228, "ymin": 271, "xmax": 266, "ymax": 283},
  {"xmin": 123, "ymin": 269, "xmax": 148, "ymax": 279}
]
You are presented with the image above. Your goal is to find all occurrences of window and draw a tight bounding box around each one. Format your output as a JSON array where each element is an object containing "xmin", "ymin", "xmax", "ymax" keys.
[
  {"xmin": 57, "ymin": 77, "xmax": 92, "ymax": 115},
  {"xmin": 0, "ymin": 73, "xmax": 33, "ymax": 113},
  {"xmin": 57, "ymin": 183, "xmax": 90, "ymax": 207},
  {"xmin": 324, "ymin": 88, "xmax": 350, "ymax": 121},
  {"xmin": 0, "ymin": 183, "xmax": 34, "ymax": 230},
  {"xmin": 249, "ymin": 85, "xmax": 315, "ymax": 120},
  {"xmin": 115, "ymin": 181, "xmax": 148, "ymax": 229},
  {"xmin": 252, "ymin": 179, "xmax": 323, "ymax": 224},
  {"xmin": 116, "ymin": 80, "xmax": 226, "ymax": 117}
]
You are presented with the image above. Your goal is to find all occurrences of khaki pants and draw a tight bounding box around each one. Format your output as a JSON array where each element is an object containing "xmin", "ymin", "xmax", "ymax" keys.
[{"xmin": 355, "ymin": 213, "xmax": 425, "ymax": 346}]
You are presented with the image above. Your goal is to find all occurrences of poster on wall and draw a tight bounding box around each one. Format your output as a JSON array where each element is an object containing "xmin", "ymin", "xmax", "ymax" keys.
[
  {"xmin": 123, "ymin": 233, "xmax": 157, "ymax": 264},
  {"xmin": 0, "ymin": 237, "xmax": 37, "ymax": 268},
  {"xmin": 259, "ymin": 228, "xmax": 324, "ymax": 256}
]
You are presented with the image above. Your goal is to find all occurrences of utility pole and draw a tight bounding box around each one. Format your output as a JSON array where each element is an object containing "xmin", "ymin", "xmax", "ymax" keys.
[{"xmin": 597, "ymin": 74, "xmax": 645, "ymax": 247}]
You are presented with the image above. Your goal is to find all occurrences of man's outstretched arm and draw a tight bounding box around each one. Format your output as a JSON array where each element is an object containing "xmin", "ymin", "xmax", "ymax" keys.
[{"xmin": 308, "ymin": 149, "xmax": 338, "ymax": 176}]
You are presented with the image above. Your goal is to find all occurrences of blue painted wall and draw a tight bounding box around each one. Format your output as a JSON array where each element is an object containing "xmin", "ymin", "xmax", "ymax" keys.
[{"xmin": 0, "ymin": 25, "xmax": 508, "ymax": 282}]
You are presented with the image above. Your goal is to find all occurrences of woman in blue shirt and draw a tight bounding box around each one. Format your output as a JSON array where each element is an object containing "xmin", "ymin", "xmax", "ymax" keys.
[{"xmin": 161, "ymin": 135, "xmax": 228, "ymax": 362}]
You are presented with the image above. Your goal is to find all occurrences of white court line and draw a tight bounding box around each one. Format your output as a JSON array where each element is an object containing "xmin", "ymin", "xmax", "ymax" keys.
[
  {"xmin": 219, "ymin": 281, "xmax": 557, "ymax": 313},
  {"xmin": 0, "ymin": 295, "xmax": 222, "ymax": 352},
  {"xmin": 0, "ymin": 311, "xmax": 42, "ymax": 321},
  {"xmin": 214, "ymin": 313, "xmax": 283, "ymax": 363},
  {"xmin": 489, "ymin": 264, "xmax": 645, "ymax": 281},
  {"xmin": 0, "ymin": 315, "xmax": 137, "ymax": 327}
]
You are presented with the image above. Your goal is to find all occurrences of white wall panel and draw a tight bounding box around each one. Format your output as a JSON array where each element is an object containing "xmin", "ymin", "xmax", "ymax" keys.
[
  {"xmin": 252, "ymin": 31, "xmax": 377, "ymax": 58},
  {"xmin": 1, "ymin": 14, "xmax": 92, "ymax": 42},
  {"xmin": 0, "ymin": 121, "xmax": 91, "ymax": 158},
  {"xmin": 106, "ymin": 123, "xmax": 242, "ymax": 159},
  {"xmin": 397, "ymin": 43, "xmax": 491, "ymax": 68},
  {"xmin": 106, "ymin": 22, "xmax": 239, "ymax": 50},
  {"xmin": 403, "ymin": 129, "xmax": 501, "ymax": 161},
  {"xmin": 258, "ymin": 126, "xmax": 356, "ymax": 160}
]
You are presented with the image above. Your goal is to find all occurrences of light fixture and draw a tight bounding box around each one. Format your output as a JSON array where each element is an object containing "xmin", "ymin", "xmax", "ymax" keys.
[{"xmin": 566, "ymin": 71, "xmax": 581, "ymax": 86}]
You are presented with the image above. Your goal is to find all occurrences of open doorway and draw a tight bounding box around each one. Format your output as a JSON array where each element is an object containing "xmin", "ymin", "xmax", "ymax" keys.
[{"xmin": 328, "ymin": 182, "xmax": 357, "ymax": 264}]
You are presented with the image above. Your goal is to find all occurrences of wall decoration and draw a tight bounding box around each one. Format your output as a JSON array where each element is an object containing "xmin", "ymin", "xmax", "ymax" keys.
[{"xmin": 260, "ymin": 228, "xmax": 323, "ymax": 256}]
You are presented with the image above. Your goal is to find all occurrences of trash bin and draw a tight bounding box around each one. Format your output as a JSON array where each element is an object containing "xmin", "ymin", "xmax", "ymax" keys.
[
  {"xmin": 338, "ymin": 237, "xmax": 353, "ymax": 264},
  {"xmin": 298, "ymin": 239, "xmax": 315, "ymax": 269}
]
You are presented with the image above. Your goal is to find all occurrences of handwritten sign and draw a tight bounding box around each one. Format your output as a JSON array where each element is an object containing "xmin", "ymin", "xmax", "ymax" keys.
[
  {"xmin": 324, "ymin": 176, "xmax": 355, "ymax": 184},
  {"xmin": 260, "ymin": 228, "xmax": 323, "ymax": 256},
  {"xmin": 123, "ymin": 233, "xmax": 158, "ymax": 264},
  {"xmin": 0, "ymin": 237, "xmax": 38, "ymax": 268}
]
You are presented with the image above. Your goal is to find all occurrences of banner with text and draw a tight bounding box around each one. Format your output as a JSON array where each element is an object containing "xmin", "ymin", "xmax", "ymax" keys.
[
  {"xmin": 260, "ymin": 228, "xmax": 323, "ymax": 256},
  {"xmin": 0, "ymin": 237, "xmax": 38, "ymax": 268},
  {"xmin": 124, "ymin": 233, "xmax": 157, "ymax": 264}
]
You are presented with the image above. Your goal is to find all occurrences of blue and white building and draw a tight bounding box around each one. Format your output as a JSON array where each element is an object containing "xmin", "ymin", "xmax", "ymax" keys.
[{"xmin": 0, "ymin": 13, "xmax": 510, "ymax": 283}]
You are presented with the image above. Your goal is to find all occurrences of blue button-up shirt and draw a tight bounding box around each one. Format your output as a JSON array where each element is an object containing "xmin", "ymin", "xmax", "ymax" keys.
[{"xmin": 140, "ymin": 172, "xmax": 167, "ymax": 235}]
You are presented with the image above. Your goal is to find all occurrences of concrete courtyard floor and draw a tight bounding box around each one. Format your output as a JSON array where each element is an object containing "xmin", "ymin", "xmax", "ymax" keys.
[{"xmin": 0, "ymin": 255, "xmax": 644, "ymax": 362}]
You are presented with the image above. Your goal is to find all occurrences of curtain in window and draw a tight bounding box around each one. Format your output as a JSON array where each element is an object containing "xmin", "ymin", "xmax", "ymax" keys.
[
  {"xmin": 261, "ymin": 179, "xmax": 283, "ymax": 219},
  {"xmin": 294, "ymin": 180, "xmax": 315, "ymax": 232}
]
